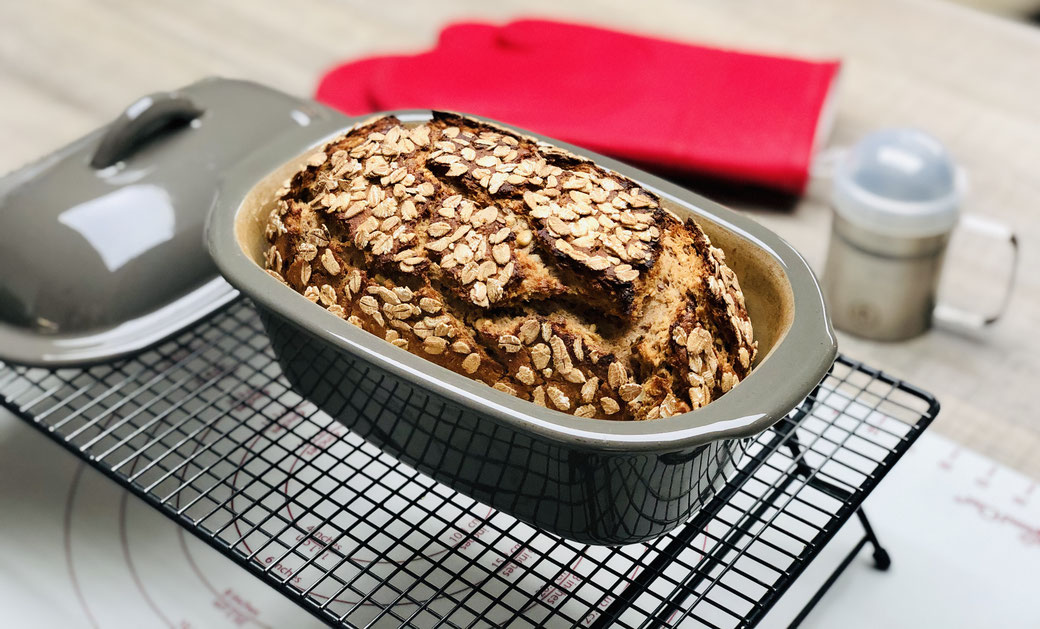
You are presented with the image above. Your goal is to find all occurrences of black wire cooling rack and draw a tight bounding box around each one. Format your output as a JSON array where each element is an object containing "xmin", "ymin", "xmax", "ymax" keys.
[{"xmin": 0, "ymin": 299, "xmax": 937, "ymax": 628}]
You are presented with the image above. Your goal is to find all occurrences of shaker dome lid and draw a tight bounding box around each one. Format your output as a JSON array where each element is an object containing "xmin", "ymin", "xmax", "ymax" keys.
[{"xmin": 832, "ymin": 128, "xmax": 961, "ymax": 238}]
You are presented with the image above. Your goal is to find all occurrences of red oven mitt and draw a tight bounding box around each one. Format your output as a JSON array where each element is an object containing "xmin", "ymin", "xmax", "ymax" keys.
[{"xmin": 316, "ymin": 20, "xmax": 840, "ymax": 194}]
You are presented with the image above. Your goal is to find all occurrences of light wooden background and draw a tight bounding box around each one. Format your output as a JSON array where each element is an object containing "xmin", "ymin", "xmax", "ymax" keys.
[{"xmin": 2, "ymin": 0, "xmax": 1038, "ymax": 478}]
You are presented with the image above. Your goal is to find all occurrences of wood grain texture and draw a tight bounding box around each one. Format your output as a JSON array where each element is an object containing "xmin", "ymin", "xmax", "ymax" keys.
[{"xmin": 1, "ymin": 0, "xmax": 1037, "ymax": 477}]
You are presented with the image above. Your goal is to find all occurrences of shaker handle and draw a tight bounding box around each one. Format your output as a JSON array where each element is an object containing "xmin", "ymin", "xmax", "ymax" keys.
[
  {"xmin": 933, "ymin": 214, "xmax": 1019, "ymax": 329},
  {"xmin": 90, "ymin": 92, "xmax": 204, "ymax": 169}
]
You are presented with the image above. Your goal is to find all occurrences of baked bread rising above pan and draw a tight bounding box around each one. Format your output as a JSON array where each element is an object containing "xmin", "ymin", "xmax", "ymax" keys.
[{"xmin": 263, "ymin": 112, "xmax": 756, "ymax": 420}]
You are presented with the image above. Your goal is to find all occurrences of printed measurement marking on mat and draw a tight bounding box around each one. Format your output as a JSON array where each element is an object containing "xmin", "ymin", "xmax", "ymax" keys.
[{"xmin": 935, "ymin": 443, "xmax": 1040, "ymax": 548}]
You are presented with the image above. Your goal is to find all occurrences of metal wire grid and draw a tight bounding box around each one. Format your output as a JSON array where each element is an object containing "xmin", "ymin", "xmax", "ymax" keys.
[{"xmin": 0, "ymin": 299, "xmax": 937, "ymax": 628}]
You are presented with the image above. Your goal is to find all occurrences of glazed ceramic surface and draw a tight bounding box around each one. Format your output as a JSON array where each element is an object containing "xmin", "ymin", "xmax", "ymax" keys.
[
  {"xmin": 0, "ymin": 78, "xmax": 335, "ymax": 366},
  {"xmin": 208, "ymin": 110, "xmax": 837, "ymax": 544}
]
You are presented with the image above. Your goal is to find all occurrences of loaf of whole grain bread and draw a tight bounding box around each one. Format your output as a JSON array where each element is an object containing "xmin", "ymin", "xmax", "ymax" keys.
[{"xmin": 263, "ymin": 112, "xmax": 756, "ymax": 421}]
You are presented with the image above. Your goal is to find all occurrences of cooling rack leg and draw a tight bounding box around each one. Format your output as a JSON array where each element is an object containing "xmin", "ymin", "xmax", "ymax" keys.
[
  {"xmin": 856, "ymin": 507, "xmax": 891, "ymax": 570},
  {"xmin": 786, "ymin": 507, "xmax": 891, "ymax": 628}
]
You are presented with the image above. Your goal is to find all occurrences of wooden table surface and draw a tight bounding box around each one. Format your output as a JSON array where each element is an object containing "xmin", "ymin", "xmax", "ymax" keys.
[{"xmin": 2, "ymin": 0, "xmax": 1038, "ymax": 478}]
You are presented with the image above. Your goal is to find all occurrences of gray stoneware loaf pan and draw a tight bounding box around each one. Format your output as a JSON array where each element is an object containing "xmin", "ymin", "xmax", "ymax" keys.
[{"xmin": 207, "ymin": 110, "xmax": 837, "ymax": 545}]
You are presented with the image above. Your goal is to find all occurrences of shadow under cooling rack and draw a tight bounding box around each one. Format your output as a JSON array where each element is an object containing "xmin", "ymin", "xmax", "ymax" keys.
[{"xmin": 0, "ymin": 299, "xmax": 937, "ymax": 628}]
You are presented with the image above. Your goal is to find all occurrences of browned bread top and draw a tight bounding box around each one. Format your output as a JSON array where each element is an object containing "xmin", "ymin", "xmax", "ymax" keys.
[{"xmin": 263, "ymin": 112, "xmax": 756, "ymax": 421}]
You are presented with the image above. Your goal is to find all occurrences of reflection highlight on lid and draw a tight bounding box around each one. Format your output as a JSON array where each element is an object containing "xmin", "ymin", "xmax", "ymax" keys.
[{"xmin": 58, "ymin": 184, "xmax": 175, "ymax": 272}]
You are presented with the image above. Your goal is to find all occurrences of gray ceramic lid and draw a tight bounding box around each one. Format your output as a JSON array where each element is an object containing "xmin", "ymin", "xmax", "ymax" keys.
[{"xmin": 0, "ymin": 78, "xmax": 336, "ymax": 366}]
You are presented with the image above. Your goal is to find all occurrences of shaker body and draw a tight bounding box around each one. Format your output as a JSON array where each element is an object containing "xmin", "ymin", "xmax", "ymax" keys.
[{"xmin": 823, "ymin": 215, "xmax": 949, "ymax": 341}]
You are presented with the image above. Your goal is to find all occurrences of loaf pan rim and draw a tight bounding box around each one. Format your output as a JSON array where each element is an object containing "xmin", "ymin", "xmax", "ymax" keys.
[{"xmin": 206, "ymin": 109, "xmax": 837, "ymax": 452}]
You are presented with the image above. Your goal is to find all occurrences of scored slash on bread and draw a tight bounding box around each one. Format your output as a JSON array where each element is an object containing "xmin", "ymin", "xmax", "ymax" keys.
[{"xmin": 263, "ymin": 112, "xmax": 756, "ymax": 421}]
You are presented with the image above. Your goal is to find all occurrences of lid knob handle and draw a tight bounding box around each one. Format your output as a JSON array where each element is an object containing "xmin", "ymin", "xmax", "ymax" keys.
[{"xmin": 90, "ymin": 92, "xmax": 204, "ymax": 169}]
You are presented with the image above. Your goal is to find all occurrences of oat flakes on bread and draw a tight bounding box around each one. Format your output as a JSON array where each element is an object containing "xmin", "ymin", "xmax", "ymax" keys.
[{"xmin": 263, "ymin": 112, "xmax": 756, "ymax": 421}]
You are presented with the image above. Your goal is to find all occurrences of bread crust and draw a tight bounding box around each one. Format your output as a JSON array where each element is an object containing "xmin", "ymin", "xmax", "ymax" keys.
[{"xmin": 263, "ymin": 113, "xmax": 756, "ymax": 420}]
